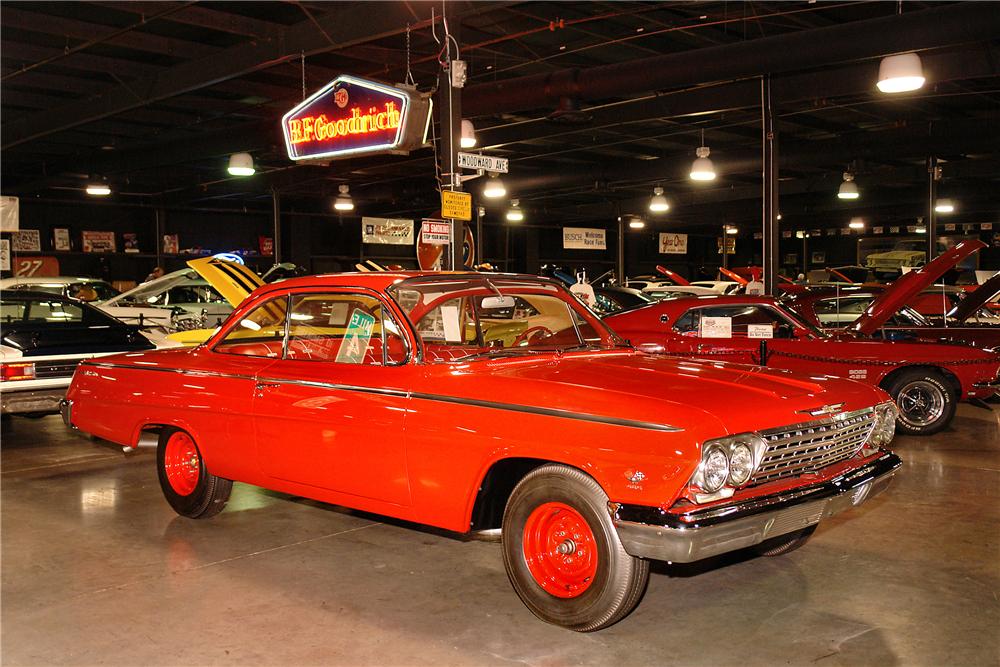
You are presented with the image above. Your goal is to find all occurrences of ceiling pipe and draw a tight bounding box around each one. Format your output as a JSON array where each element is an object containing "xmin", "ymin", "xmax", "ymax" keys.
[{"xmin": 463, "ymin": 3, "xmax": 1000, "ymax": 116}]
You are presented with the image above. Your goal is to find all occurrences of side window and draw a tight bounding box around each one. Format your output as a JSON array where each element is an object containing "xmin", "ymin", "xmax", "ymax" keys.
[
  {"xmin": 674, "ymin": 306, "xmax": 794, "ymax": 338},
  {"xmin": 1, "ymin": 300, "xmax": 27, "ymax": 323},
  {"xmin": 673, "ymin": 309, "xmax": 699, "ymax": 335},
  {"xmin": 214, "ymin": 296, "xmax": 288, "ymax": 357},
  {"xmin": 414, "ymin": 297, "xmax": 478, "ymax": 345},
  {"xmin": 285, "ymin": 293, "xmax": 406, "ymax": 366},
  {"xmin": 25, "ymin": 299, "xmax": 84, "ymax": 323}
]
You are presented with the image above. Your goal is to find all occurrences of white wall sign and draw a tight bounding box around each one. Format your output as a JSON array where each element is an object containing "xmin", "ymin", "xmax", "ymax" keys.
[
  {"xmin": 0, "ymin": 239, "xmax": 9, "ymax": 271},
  {"xmin": 420, "ymin": 220, "xmax": 451, "ymax": 245},
  {"xmin": 563, "ymin": 227, "xmax": 606, "ymax": 250},
  {"xmin": 700, "ymin": 316, "xmax": 732, "ymax": 339},
  {"xmin": 658, "ymin": 232, "xmax": 687, "ymax": 255},
  {"xmin": 0, "ymin": 196, "xmax": 19, "ymax": 232},
  {"xmin": 982, "ymin": 223, "xmax": 993, "ymax": 230},
  {"xmin": 362, "ymin": 217, "xmax": 414, "ymax": 245},
  {"xmin": 944, "ymin": 223, "xmax": 956, "ymax": 232},
  {"xmin": 747, "ymin": 324, "xmax": 774, "ymax": 339},
  {"xmin": 873, "ymin": 226, "xmax": 883, "ymax": 234},
  {"xmin": 456, "ymin": 152, "xmax": 508, "ymax": 173},
  {"xmin": 890, "ymin": 226, "xmax": 900, "ymax": 233},
  {"xmin": 11, "ymin": 229, "xmax": 40, "ymax": 252},
  {"xmin": 53, "ymin": 228, "xmax": 71, "ymax": 251}
]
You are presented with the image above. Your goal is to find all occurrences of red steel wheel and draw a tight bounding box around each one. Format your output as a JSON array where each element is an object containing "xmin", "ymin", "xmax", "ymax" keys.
[
  {"xmin": 163, "ymin": 431, "xmax": 200, "ymax": 496},
  {"xmin": 522, "ymin": 502, "xmax": 598, "ymax": 598}
]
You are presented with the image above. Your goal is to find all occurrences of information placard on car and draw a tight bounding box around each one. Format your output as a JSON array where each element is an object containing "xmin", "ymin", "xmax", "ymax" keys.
[{"xmin": 700, "ymin": 316, "xmax": 732, "ymax": 338}]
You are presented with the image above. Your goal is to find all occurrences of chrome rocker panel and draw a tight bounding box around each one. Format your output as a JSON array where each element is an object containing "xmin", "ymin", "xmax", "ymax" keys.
[{"xmin": 609, "ymin": 451, "xmax": 901, "ymax": 564}]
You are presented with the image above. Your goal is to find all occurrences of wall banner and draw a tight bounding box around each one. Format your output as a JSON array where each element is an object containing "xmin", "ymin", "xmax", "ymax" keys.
[
  {"xmin": 563, "ymin": 227, "xmax": 606, "ymax": 250},
  {"xmin": 362, "ymin": 217, "xmax": 414, "ymax": 245},
  {"xmin": 658, "ymin": 232, "xmax": 687, "ymax": 255}
]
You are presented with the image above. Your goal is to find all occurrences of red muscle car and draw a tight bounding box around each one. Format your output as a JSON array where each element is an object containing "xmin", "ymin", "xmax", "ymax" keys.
[
  {"xmin": 605, "ymin": 292, "xmax": 1000, "ymax": 436},
  {"xmin": 62, "ymin": 272, "xmax": 900, "ymax": 631},
  {"xmin": 784, "ymin": 241, "xmax": 1000, "ymax": 351}
]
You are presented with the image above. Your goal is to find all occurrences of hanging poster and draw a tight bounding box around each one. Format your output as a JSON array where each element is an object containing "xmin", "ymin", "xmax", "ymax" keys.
[
  {"xmin": 873, "ymin": 226, "xmax": 884, "ymax": 235},
  {"xmin": 563, "ymin": 227, "xmax": 606, "ymax": 250},
  {"xmin": 163, "ymin": 234, "xmax": 179, "ymax": 254},
  {"xmin": 362, "ymin": 217, "xmax": 414, "ymax": 245},
  {"xmin": 0, "ymin": 239, "xmax": 9, "ymax": 271},
  {"xmin": 82, "ymin": 231, "xmax": 116, "ymax": 253},
  {"xmin": 658, "ymin": 232, "xmax": 687, "ymax": 255},
  {"xmin": 982, "ymin": 223, "xmax": 993, "ymax": 230},
  {"xmin": 12, "ymin": 229, "xmax": 41, "ymax": 252},
  {"xmin": 123, "ymin": 233, "xmax": 139, "ymax": 253},
  {"xmin": 53, "ymin": 228, "xmax": 71, "ymax": 251},
  {"xmin": 1, "ymin": 196, "xmax": 19, "ymax": 232},
  {"xmin": 259, "ymin": 236, "xmax": 274, "ymax": 256}
]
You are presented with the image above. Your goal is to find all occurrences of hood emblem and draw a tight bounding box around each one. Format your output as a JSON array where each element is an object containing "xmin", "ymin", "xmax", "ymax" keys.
[{"xmin": 799, "ymin": 403, "xmax": 844, "ymax": 417}]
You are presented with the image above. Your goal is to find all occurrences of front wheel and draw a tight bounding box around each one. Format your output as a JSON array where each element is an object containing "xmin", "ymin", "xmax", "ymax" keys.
[
  {"xmin": 501, "ymin": 464, "xmax": 649, "ymax": 632},
  {"xmin": 156, "ymin": 428, "xmax": 232, "ymax": 519},
  {"xmin": 886, "ymin": 369, "xmax": 956, "ymax": 436}
]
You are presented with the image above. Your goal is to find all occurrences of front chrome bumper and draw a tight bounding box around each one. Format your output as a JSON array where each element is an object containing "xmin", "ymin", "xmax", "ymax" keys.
[{"xmin": 610, "ymin": 452, "xmax": 901, "ymax": 564}]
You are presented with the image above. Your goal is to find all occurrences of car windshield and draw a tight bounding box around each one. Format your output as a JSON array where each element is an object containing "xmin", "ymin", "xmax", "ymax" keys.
[{"xmin": 388, "ymin": 275, "xmax": 624, "ymax": 361}]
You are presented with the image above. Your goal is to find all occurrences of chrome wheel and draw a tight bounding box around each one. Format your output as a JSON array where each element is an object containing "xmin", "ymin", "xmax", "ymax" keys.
[{"xmin": 896, "ymin": 380, "xmax": 946, "ymax": 428}]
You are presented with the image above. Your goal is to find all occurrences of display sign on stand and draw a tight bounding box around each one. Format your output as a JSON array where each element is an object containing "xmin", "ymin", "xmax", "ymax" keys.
[{"xmin": 282, "ymin": 75, "xmax": 432, "ymax": 161}]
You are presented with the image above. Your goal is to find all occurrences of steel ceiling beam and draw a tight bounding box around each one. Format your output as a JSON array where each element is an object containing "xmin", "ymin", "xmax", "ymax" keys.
[
  {"xmin": 463, "ymin": 3, "xmax": 1000, "ymax": 117},
  {"xmin": 3, "ymin": 3, "xmax": 506, "ymax": 149}
]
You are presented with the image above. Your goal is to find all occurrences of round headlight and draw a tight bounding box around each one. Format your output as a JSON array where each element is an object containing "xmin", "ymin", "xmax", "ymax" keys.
[
  {"xmin": 728, "ymin": 442, "xmax": 754, "ymax": 486},
  {"xmin": 701, "ymin": 446, "xmax": 730, "ymax": 493}
]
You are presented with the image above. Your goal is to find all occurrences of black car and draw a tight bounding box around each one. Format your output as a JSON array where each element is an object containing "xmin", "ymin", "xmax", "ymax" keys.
[{"xmin": 1, "ymin": 290, "xmax": 158, "ymax": 416}]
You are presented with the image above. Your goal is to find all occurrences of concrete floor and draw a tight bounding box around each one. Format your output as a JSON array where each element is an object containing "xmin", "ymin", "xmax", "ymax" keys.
[{"xmin": 2, "ymin": 406, "xmax": 998, "ymax": 667}]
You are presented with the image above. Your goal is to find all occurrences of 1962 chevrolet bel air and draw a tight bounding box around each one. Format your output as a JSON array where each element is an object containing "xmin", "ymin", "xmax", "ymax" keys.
[{"xmin": 62, "ymin": 272, "xmax": 900, "ymax": 631}]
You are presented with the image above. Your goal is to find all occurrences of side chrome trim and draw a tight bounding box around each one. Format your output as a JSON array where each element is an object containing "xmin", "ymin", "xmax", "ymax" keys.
[
  {"xmin": 610, "ymin": 452, "xmax": 901, "ymax": 563},
  {"xmin": 77, "ymin": 361, "xmax": 683, "ymax": 433}
]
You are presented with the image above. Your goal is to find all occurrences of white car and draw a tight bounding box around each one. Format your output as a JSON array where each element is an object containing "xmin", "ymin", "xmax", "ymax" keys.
[
  {"xmin": 641, "ymin": 285, "xmax": 719, "ymax": 300},
  {"xmin": 99, "ymin": 268, "xmax": 233, "ymax": 330},
  {"xmin": 0, "ymin": 276, "xmax": 120, "ymax": 303},
  {"xmin": 689, "ymin": 280, "xmax": 742, "ymax": 294}
]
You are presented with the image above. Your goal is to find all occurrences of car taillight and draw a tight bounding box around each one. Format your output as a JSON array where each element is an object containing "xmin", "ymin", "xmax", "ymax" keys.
[{"xmin": 1, "ymin": 362, "xmax": 36, "ymax": 382}]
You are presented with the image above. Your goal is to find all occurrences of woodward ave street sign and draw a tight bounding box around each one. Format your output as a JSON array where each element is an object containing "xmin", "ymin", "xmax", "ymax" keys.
[{"xmin": 457, "ymin": 152, "xmax": 509, "ymax": 173}]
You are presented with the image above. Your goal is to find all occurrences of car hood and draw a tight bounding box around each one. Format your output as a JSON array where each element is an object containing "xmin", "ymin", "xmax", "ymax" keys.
[
  {"xmin": 951, "ymin": 272, "xmax": 1000, "ymax": 323},
  {"xmin": 655, "ymin": 265, "xmax": 689, "ymax": 286},
  {"xmin": 186, "ymin": 256, "xmax": 264, "ymax": 308},
  {"xmin": 443, "ymin": 350, "xmax": 886, "ymax": 437},
  {"xmin": 852, "ymin": 240, "xmax": 986, "ymax": 336}
]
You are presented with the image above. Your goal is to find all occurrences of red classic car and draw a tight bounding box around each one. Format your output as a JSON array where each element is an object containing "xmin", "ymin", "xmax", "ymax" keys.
[
  {"xmin": 62, "ymin": 272, "xmax": 900, "ymax": 631},
  {"xmin": 784, "ymin": 242, "xmax": 1000, "ymax": 351},
  {"xmin": 605, "ymin": 293, "xmax": 1000, "ymax": 436}
]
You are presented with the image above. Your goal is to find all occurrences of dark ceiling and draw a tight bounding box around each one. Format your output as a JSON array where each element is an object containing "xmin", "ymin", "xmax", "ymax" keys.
[{"xmin": 2, "ymin": 1, "xmax": 999, "ymax": 235}]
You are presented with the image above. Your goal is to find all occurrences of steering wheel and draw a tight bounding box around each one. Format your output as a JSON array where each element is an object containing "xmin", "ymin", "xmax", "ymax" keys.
[{"xmin": 513, "ymin": 325, "xmax": 554, "ymax": 347}]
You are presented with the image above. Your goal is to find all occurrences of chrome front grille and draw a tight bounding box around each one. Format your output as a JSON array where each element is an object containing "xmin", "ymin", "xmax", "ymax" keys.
[
  {"xmin": 33, "ymin": 360, "xmax": 80, "ymax": 380},
  {"xmin": 753, "ymin": 409, "xmax": 876, "ymax": 485}
]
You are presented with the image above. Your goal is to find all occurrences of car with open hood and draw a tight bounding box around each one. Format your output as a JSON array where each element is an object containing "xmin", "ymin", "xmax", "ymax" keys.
[
  {"xmin": 61, "ymin": 271, "xmax": 900, "ymax": 631},
  {"xmin": 1, "ymin": 290, "xmax": 169, "ymax": 415},
  {"xmin": 605, "ymin": 283, "xmax": 1000, "ymax": 436},
  {"xmin": 99, "ymin": 266, "xmax": 233, "ymax": 331},
  {"xmin": 786, "ymin": 242, "xmax": 1000, "ymax": 351}
]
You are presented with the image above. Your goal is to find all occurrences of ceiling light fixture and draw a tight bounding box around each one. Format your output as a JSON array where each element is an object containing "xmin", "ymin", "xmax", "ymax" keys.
[
  {"xmin": 877, "ymin": 52, "xmax": 926, "ymax": 94},
  {"xmin": 227, "ymin": 152, "xmax": 255, "ymax": 176},
  {"xmin": 506, "ymin": 199, "xmax": 524, "ymax": 222},
  {"xmin": 333, "ymin": 184, "xmax": 354, "ymax": 211},
  {"xmin": 849, "ymin": 218, "xmax": 865, "ymax": 230},
  {"xmin": 460, "ymin": 119, "xmax": 477, "ymax": 149},
  {"xmin": 725, "ymin": 225, "xmax": 738, "ymax": 235},
  {"xmin": 648, "ymin": 186, "xmax": 670, "ymax": 213},
  {"xmin": 935, "ymin": 198, "xmax": 955, "ymax": 214},
  {"xmin": 85, "ymin": 180, "xmax": 111, "ymax": 196},
  {"xmin": 628, "ymin": 216, "xmax": 646, "ymax": 230},
  {"xmin": 690, "ymin": 130, "xmax": 716, "ymax": 181},
  {"xmin": 483, "ymin": 173, "xmax": 506, "ymax": 199},
  {"xmin": 838, "ymin": 172, "xmax": 860, "ymax": 200}
]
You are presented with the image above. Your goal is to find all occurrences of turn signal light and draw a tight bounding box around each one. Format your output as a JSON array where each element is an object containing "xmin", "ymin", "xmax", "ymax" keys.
[{"xmin": 1, "ymin": 362, "xmax": 36, "ymax": 382}]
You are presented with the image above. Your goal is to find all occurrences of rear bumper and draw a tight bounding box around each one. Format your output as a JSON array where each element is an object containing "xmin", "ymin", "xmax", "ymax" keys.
[
  {"xmin": 59, "ymin": 399, "xmax": 75, "ymax": 428},
  {"xmin": 1, "ymin": 387, "xmax": 67, "ymax": 415},
  {"xmin": 609, "ymin": 452, "xmax": 901, "ymax": 564}
]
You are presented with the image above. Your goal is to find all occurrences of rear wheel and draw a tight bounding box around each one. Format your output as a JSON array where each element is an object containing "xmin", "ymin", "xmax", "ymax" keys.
[
  {"xmin": 886, "ymin": 369, "xmax": 956, "ymax": 436},
  {"xmin": 753, "ymin": 525, "xmax": 817, "ymax": 557},
  {"xmin": 156, "ymin": 429, "xmax": 231, "ymax": 519},
  {"xmin": 501, "ymin": 464, "xmax": 649, "ymax": 632}
]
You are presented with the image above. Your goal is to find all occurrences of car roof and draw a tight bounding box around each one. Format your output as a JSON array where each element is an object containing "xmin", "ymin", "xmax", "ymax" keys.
[
  {"xmin": 1, "ymin": 289, "xmax": 79, "ymax": 303},
  {"xmin": 252, "ymin": 271, "xmax": 565, "ymax": 297},
  {"xmin": 0, "ymin": 276, "xmax": 108, "ymax": 285}
]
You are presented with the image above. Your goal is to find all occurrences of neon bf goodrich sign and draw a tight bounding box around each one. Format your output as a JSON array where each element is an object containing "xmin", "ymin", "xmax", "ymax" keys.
[{"xmin": 282, "ymin": 75, "xmax": 432, "ymax": 161}]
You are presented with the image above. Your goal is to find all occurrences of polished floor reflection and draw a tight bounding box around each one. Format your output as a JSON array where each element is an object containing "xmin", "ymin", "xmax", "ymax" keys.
[{"xmin": 2, "ymin": 406, "xmax": 998, "ymax": 666}]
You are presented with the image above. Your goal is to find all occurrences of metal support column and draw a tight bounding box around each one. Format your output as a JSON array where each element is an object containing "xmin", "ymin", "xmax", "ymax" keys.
[
  {"xmin": 271, "ymin": 187, "xmax": 281, "ymax": 264},
  {"xmin": 476, "ymin": 206, "xmax": 484, "ymax": 268},
  {"xmin": 154, "ymin": 207, "xmax": 165, "ymax": 267},
  {"xmin": 438, "ymin": 7, "xmax": 464, "ymax": 271},
  {"xmin": 616, "ymin": 205, "xmax": 625, "ymax": 284},
  {"xmin": 761, "ymin": 76, "xmax": 779, "ymax": 294},
  {"xmin": 927, "ymin": 156, "xmax": 938, "ymax": 261}
]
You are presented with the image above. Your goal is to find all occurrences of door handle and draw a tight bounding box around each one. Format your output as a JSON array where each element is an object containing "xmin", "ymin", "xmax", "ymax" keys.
[{"xmin": 254, "ymin": 381, "xmax": 281, "ymax": 397}]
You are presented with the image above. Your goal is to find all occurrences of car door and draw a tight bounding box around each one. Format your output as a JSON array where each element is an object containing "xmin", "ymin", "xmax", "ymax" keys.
[
  {"xmin": 667, "ymin": 304, "xmax": 795, "ymax": 364},
  {"xmin": 251, "ymin": 289, "xmax": 413, "ymax": 506}
]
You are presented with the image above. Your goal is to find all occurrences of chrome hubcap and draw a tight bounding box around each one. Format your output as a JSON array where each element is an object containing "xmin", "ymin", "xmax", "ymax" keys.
[
  {"xmin": 897, "ymin": 381, "xmax": 946, "ymax": 428},
  {"xmin": 556, "ymin": 539, "xmax": 577, "ymax": 555}
]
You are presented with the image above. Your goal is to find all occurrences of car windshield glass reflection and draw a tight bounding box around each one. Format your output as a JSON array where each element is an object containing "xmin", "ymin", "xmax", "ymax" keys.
[{"xmin": 388, "ymin": 276, "xmax": 623, "ymax": 361}]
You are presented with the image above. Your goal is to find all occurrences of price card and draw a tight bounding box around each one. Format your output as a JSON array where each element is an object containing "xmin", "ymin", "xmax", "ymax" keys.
[
  {"xmin": 748, "ymin": 324, "xmax": 774, "ymax": 339},
  {"xmin": 700, "ymin": 316, "xmax": 732, "ymax": 339}
]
